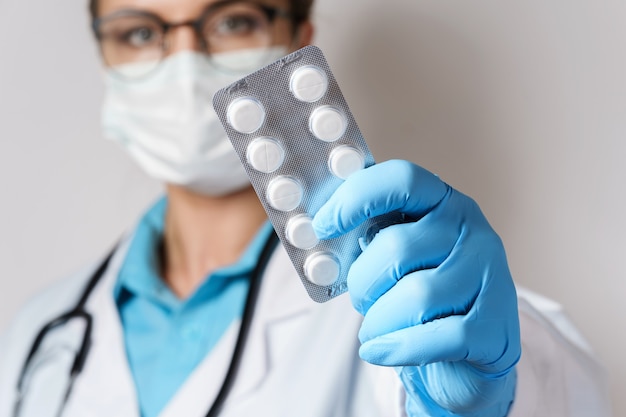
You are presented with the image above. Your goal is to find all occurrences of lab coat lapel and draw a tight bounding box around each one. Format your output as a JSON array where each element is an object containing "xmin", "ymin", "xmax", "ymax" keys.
[
  {"xmin": 63, "ymin": 240, "xmax": 141, "ymax": 417},
  {"xmin": 158, "ymin": 323, "xmax": 238, "ymax": 417},
  {"xmin": 227, "ymin": 245, "xmax": 315, "ymax": 402},
  {"xmin": 11, "ymin": 318, "xmax": 89, "ymax": 417},
  {"xmin": 160, "ymin": 245, "xmax": 315, "ymax": 417}
]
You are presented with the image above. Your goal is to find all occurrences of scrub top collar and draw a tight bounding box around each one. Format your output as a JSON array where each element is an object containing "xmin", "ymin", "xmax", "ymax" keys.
[{"xmin": 113, "ymin": 196, "xmax": 273, "ymax": 311}]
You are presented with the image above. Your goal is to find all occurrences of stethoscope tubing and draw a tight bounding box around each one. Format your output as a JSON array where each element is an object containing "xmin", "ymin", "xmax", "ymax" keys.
[
  {"xmin": 205, "ymin": 230, "xmax": 278, "ymax": 417},
  {"xmin": 14, "ymin": 231, "xmax": 279, "ymax": 417}
]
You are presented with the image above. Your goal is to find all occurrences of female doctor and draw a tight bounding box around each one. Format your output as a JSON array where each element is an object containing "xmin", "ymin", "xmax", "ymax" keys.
[{"xmin": 0, "ymin": 0, "xmax": 612, "ymax": 416}]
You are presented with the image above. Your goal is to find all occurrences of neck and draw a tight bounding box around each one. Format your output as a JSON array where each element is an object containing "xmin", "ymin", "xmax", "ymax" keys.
[{"xmin": 162, "ymin": 184, "xmax": 267, "ymax": 299}]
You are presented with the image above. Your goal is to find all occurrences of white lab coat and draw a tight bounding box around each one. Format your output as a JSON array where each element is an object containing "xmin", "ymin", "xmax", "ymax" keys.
[{"xmin": 0, "ymin": 235, "xmax": 613, "ymax": 417}]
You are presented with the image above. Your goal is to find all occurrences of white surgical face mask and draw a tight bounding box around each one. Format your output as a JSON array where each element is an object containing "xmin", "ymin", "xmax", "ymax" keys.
[{"xmin": 101, "ymin": 47, "xmax": 288, "ymax": 196}]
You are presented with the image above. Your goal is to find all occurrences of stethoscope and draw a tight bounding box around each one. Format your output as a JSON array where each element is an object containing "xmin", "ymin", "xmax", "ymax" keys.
[{"xmin": 13, "ymin": 231, "xmax": 279, "ymax": 417}]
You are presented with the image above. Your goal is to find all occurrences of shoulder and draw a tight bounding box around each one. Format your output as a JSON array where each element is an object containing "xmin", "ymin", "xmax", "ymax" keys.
[
  {"xmin": 511, "ymin": 287, "xmax": 612, "ymax": 417},
  {"xmin": 4, "ymin": 262, "xmax": 99, "ymax": 338},
  {"xmin": 1, "ymin": 232, "xmax": 132, "ymax": 349}
]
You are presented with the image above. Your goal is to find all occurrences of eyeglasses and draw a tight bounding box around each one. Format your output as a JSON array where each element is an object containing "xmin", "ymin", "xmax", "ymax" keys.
[{"xmin": 92, "ymin": 0, "xmax": 292, "ymax": 79}]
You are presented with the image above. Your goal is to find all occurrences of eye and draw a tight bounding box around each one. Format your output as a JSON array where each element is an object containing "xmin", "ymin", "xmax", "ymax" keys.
[
  {"xmin": 122, "ymin": 26, "xmax": 159, "ymax": 47},
  {"xmin": 214, "ymin": 14, "xmax": 261, "ymax": 36}
]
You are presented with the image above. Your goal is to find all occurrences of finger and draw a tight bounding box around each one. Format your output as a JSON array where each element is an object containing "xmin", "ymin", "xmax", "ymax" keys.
[
  {"xmin": 312, "ymin": 160, "xmax": 449, "ymax": 239},
  {"xmin": 347, "ymin": 207, "xmax": 460, "ymax": 315},
  {"xmin": 357, "ymin": 267, "xmax": 481, "ymax": 343},
  {"xmin": 358, "ymin": 316, "xmax": 469, "ymax": 367},
  {"xmin": 359, "ymin": 316, "xmax": 517, "ymax": 369}
]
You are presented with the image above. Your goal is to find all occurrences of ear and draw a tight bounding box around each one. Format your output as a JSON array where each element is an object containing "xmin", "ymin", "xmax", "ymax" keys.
[{"xmin": 294, "ymin": 21, "xmax": 315, "ymax": 49}]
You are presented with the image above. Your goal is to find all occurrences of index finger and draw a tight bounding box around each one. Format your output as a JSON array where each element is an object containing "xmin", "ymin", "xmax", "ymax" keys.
[{"xmin": 312, "ymin": 159, "xmax": 449, "ymax": 239}]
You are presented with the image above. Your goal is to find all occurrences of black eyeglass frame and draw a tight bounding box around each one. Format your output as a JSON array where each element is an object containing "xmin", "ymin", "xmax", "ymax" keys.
[{"xmin": 91, "ymin": 0, "xmax": 293, "ymax": 49}]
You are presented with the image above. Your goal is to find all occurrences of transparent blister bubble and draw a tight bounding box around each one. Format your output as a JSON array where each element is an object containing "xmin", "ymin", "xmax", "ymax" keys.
[{"xmin": 213, "ymin": 45, "xmax": 401, "ymax": 302}]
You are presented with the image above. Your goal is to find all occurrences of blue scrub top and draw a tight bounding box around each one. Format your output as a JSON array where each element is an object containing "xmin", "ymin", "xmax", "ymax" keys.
[{"xmin": 113, "ymin": 198, "xmax": 273, "ymax": 417}]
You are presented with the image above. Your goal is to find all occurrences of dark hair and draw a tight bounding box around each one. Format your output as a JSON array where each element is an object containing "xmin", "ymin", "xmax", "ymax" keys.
[{"xmin": 88, "ymin": 0, "xmax": 314, "ymax": 25}]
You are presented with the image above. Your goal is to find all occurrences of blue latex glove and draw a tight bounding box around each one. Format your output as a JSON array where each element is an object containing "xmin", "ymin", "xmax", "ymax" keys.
[{"xmin": 312, "ymin": 160, "xmax": 521, "ymax": 417}]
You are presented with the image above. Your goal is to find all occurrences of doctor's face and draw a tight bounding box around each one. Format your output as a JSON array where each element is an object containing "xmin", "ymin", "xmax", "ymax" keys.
[{"xmin": 93, "ymin": 0, "xmax": 312, "ymax": 77}]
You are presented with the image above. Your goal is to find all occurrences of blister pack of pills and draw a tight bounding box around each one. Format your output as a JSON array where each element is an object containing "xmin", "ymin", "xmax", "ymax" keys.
[{"xmin": 213, "ymin": 45, "xmax": 400, "ymax": 303}]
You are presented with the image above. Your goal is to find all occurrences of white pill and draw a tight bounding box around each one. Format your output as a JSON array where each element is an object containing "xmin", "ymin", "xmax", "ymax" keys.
[
  {"xmin": 290, "ymin": 65, "xmax": 328, "ymax": 102},
  {"xmin": 246, "ymin": 137, "xmax": 285, "ymax": 173},
  {"xmin": 227, "ymin": 97, "xmax": 266, "ymax": 134},
  {"xmin": 329, "ymin": 146, "xmax": 365, "ymax": 180},
  {"xmin": 304, "ymin": 252, "xmax": 340, "ymax": 286},
  {"xmin": 285, "ymin": 215, "xmax": 319, "ymax": 250},
  {"xmin": 309, "ymin": 106, "xmax": 347, "ymax": 142},
  {"xmin": 266, "ymin": 176, "xmax": 303, "ymax": 212}
]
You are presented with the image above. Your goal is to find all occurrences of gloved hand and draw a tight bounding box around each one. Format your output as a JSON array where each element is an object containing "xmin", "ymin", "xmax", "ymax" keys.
[{"xmin": 312, "ymin": 160, "xmax": 521, "ymax": 417}]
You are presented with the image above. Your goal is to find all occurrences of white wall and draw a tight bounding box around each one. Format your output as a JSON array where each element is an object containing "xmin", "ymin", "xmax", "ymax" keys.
[{"xmin": 1, "ymin": 0, "xmax": 624, "ymax": 415}]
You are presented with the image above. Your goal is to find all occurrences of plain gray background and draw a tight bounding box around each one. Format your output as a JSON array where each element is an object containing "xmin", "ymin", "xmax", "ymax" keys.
[{"xmin": 1, "ymin": 0, "xmax": 624, "ymax": 414}]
